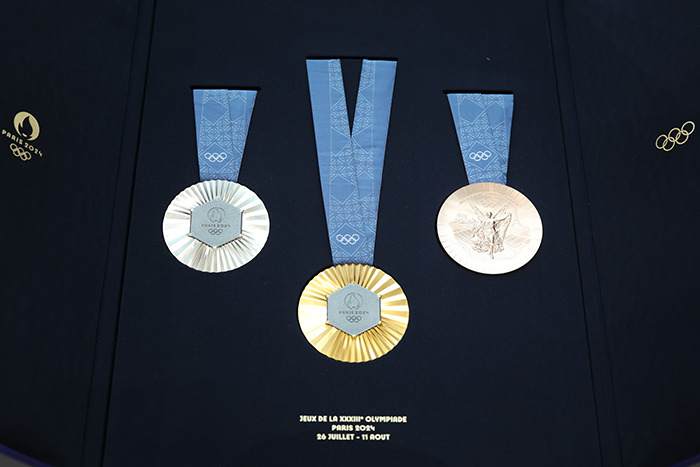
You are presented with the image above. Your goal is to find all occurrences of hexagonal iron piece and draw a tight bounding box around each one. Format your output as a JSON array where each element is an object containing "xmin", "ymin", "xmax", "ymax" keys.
[
  {"xmin": 190, "ymin": 199, "xmax": 242, "ymax": 248},
  {"xmin": 327, "ymin": 283, "xmax": 381, "ymax": 336}
]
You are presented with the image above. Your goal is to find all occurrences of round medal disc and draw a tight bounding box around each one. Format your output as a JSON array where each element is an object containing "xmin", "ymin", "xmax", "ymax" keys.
[
  {"xmin": 298, "ymin": 263, "xmax": 409, "ymax": 363},
  {"xmin": 162, "ymin": 179, "xmax": 269, "ymax": 273},
  {"xmin": 437, "ymin": 182, "xmax": 542, "ymax": 274}
]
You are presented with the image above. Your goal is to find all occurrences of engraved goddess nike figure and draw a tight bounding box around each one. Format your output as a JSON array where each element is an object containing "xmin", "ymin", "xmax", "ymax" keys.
[{"xmin": 470, "ymin": 205, "xmax": 512, "ymax": 259}]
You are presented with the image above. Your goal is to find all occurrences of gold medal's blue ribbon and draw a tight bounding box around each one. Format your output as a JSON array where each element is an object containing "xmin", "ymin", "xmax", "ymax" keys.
[
  {"xmin": 193, "ymin": 89, "xmax": 257, "ymax": 182},
  {"xmin": 447, "ymin": 93, "xmax": 513, "ymax": 185},
  {"xmin": 307, "ymin": 59, "xmax": 397, "ymax": 265}
]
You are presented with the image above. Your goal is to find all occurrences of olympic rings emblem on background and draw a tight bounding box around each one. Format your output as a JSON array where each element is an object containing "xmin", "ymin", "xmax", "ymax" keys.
[
  {"xmin": 656, "ymin": 121, "xmax": 694, "ymax": 152},
  {"xmin": 9, "ymin": 143, "xmax": 31, "ymax": 161},
  {"xmin": 469, "ymin": 150, "xmax": 492, "ymax": 162},
  {"xmin": 346, "ymin": 316, "xmax": 362, "ymax": 323},
  {"xmin": 208, "ymin": 228, "xmax": 224, "ymax": 235},
  {"xmin": 205, "ymin": 152, "xmax": 227, "ymax": 162},
  {"xmin": 336, "ymin": 234, "xmax": 360, "ymax": 245}
]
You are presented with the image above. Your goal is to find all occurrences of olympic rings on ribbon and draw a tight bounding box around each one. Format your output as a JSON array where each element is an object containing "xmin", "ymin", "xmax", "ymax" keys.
[
  {"xmin": 9, "ymin": 143, "xmax": 31, "ymax": 161},
  {"xmin": 346, "ymin": 316, "xmax": 362, "ymax": 323},
  {"xmin": 469, "ymin": 150, "xmax": 492, "ymax": 162},
  {"xmin": 208, "ymin": 228, "xmax": 224, "ymax": 235},
  {"xmin": 336, "ymin": 234, "xmax": 360, "ymax": 245},
  {"xmin": 656, "ymin": 121, "xmax": 694, "ymax": 152},
  {"xmin": 205, "ymin": 152, "xmax": 227, "ymax": 162}
]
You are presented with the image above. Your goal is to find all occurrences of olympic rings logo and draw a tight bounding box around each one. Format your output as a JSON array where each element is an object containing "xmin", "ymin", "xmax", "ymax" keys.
[
  {"xmin": 656, "ymin": 121, "xmax": 694, "ymax": 152},
  {"xmin": 9, "ymin": 143, "xmax": 31, "ymax": 161},
  {"xmin": 208, "ymin": 228, "xmax": 224, "ymax": 235},
  {"xmin": 205, "ymin": 152, "xmax": 227, "ymax": 162},
  {"xmin": 469, "ymin": 150, "xmax": 492, "ymax": 161},
  {"xmin": 336, "ymin": 234, "xmax": 360, "ymax": 245},
  {"xmin": 346, "ymin": 316, "xmax": 362, "ymax": 323}
]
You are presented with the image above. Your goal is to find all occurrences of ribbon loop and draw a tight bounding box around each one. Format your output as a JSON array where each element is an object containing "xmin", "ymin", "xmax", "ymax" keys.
[
  {"xmin": 193, "ymin": 89, "xmax": 257, "ymax": 182},
  {"xmin": 307, "ymin": 59, "xmax": 396, "ymax": 265},
  {"xmin": 447, "ymin": 93, "xmax": 513, "ymax": 185}
]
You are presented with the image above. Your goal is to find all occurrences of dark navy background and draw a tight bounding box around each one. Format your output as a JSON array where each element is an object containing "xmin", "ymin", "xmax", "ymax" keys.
[
  {"xmin": 103, "ymin": 0, "xmax": 598, "ymax": 465},
  {"xmin": 0, "ymin": 1, "xmax": 698, "ymax": 466},
  {"xmin": 564, "ymin": 1, "xmax": 700, "ymax": 466},
  {"xmin": 0, "ymin": 2, "xmax": 143, "ymax": 467}
]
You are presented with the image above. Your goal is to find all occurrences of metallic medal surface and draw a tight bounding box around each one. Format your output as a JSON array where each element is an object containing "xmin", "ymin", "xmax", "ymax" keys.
[
  {"xmin": 437, "ymin": 182, "xmax": 542, "ymax": 274},
  {"xmin": 298, "ymin": 264, "xmax": 409, "ymax": 363},
  {"xmin": 163, "ymin": 179, "xmax": 269, "ymax": 273}
]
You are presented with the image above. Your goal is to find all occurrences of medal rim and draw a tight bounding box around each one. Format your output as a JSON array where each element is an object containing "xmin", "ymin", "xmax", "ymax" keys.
[
  {"xmin": 162, "ymin": 179, "xmax": 270, "ymax": 273},
  {"xmin": 298, "ymin": 263, "xmax": 409, "ymax": 363},
  {"xmin": 437, "ymin": 182, "xmax": 543, "ymax": 275}
]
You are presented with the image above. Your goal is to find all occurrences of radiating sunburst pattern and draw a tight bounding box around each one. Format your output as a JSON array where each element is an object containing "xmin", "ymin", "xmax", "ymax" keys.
[
  {"xmin": 298, "ymin": 263, "xmax": 409, "ymax": 363},
  {"xmin": 163, "ymin": 180, "xmax": 269, "ymax": 273}
]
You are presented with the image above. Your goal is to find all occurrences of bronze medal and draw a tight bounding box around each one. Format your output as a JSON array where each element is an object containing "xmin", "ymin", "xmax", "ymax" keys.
[{"xmin": 437, "ymin": 182, "xmax": 542, "ymax": 274}]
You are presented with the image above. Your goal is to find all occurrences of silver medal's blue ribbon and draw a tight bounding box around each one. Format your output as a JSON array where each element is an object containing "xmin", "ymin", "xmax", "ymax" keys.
[
  {"xmin": 307, "ymin": 59, "xmax": 397, "ymax": 265},
  {"xmin": 193, "ymin": 89, "xmax": 257, "ymax": 182},
  {"xmin": 447, "ymin": 93, "xmax": 514, "ymax": 184}
]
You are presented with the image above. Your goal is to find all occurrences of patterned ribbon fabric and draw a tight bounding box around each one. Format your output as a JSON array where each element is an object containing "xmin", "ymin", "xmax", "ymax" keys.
[
  {"xmin": 447, "ymin": 93, "xmax": 514, "ymax": 185},
  {"xmin": 193, "ymin": 89, "xmax": 257, "ymax": 182},
  {"xmin": 306, "ymin": 59, "xmax": 397, "ymax": 265}
]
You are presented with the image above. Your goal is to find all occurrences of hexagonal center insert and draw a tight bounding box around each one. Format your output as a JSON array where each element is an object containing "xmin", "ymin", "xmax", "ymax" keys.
[
  {"xmin": 190, "ymin": 199, "xmax": 242, "ymax": 248},
  {"xmin": 327, "ymin": 283, "xmax": 381, "ymax": 336}
]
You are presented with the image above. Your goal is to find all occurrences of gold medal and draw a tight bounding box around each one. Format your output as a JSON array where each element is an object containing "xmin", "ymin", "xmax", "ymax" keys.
[
  {"xmin": 298, "ymin": 263, "xmax": 409, "ymax": 363},
  {"xmin": 162, "ymin": 179, "xmax": 269, "ymax": 273},
  {"xmin": 437, "ymin": 182, "xmax": 542, "ymax": 274}
]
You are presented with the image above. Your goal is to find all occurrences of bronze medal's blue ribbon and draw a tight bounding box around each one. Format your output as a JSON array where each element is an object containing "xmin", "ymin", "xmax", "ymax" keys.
[{"xmin": 447, "ymin": 93, "xmax": 513, "ymax": 184}]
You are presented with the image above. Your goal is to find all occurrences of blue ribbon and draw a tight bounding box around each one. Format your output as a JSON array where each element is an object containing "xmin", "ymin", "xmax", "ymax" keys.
[
  {"xmin": 307, "ymin": 59, "xmax": 397, "ymax": 265},
  {"xmin": 193, "ymin": 89, "xmax": 257, "ymax": 182},
  {"xmin": 447, "ymin": 93, "xmax": 514, "ymax": 185}
]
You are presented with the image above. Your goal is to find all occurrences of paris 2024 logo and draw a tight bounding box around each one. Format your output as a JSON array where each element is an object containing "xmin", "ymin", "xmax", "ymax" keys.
[{"xmin": 2, "ymin": 111, "xmax": 44, "ymax": 162}]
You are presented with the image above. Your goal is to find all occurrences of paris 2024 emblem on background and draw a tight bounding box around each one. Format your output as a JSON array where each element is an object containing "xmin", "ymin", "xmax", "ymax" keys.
[{"xmin": 1, "ymin": 111, "xmax": 45, "ymax": 162}]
